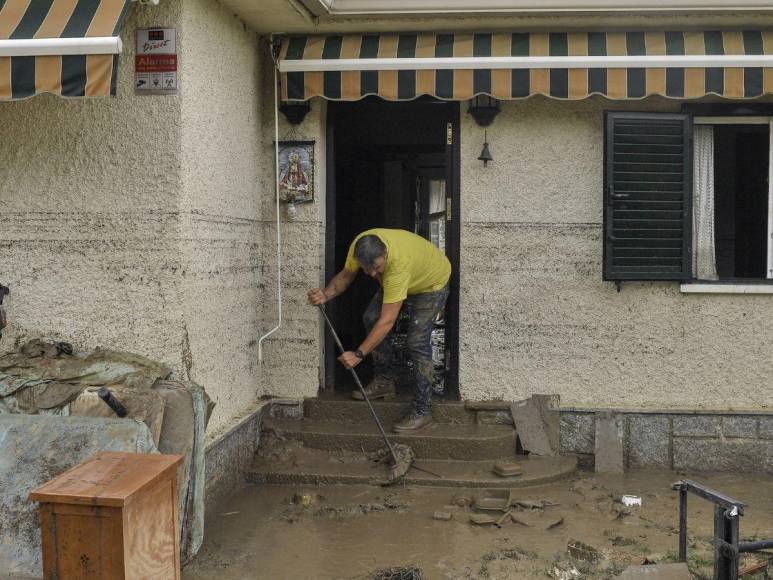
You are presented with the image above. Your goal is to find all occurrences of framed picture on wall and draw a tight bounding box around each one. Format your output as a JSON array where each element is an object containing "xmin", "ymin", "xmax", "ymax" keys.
[{"xmin": 278, "ymin": 141, "xmax": 314, "ymax": 204}]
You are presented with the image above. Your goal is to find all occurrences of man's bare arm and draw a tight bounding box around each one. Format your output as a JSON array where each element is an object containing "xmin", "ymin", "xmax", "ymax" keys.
[
  {"xmin": 308, "ymin": 268, "xmax": 357, "ymax": 305},
  {"xmin": 358, "ymin": 301, "xmax": 402, "ymax": 355},
  {"xmin": 337, "ymin": 301, "xmax": 402, "ymax": 369}
]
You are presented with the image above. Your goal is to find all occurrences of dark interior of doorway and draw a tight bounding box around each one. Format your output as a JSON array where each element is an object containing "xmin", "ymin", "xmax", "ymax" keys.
[
  {"xmin": 324, "ymin": 97, "xmax": 460, "ymax": 400},
  {"xmin": 713, "ymin": 124, "xmax": 769, "ymax": 279}
]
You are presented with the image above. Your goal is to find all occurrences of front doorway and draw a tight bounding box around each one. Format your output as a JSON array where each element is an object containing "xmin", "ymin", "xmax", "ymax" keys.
[{"xmin": 323, "ymin": 98, "xmax": 460, "ymax": 399}]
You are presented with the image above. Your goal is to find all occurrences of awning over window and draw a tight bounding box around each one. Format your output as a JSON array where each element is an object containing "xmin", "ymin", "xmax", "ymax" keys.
[
  {"xmin": 279, "ymin": 31, "xmax": 773, "ymax": 101},
  {"xmin": 0, "ymin": 0, "xmax": 131, "ymax": 100}
]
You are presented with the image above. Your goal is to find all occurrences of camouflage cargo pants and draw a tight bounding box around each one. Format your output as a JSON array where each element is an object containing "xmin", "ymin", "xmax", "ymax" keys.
[{"xmin": 363, "ymin": 285, "xmax": 449, "ymax": 416}]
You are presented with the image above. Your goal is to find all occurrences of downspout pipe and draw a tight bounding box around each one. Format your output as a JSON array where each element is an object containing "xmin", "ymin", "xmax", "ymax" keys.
[{"xmin": 258, "ymin": 55, "xmax": 283, "ymax": 362}]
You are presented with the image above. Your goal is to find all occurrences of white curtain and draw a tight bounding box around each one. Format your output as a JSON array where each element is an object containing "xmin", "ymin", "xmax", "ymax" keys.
[{"xmin": 693, "ymin": 126, "xmax": 718, "ymax": 280}]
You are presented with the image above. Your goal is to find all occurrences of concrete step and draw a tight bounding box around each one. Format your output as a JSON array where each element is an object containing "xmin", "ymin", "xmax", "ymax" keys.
[
  {"xmin": 246, "ymin": 448, "xmax": 577, "ymax": 489},
  {"xmin": 304, "ymin": 397, "xmax": 476, "ymax": 425},
  {"xmin": 263, "ymin": 418, "xmax": 517, "ymax": 461}
]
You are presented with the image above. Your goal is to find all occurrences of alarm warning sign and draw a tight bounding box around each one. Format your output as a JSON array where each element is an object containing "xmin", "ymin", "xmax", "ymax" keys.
[{"xmin": 135, "ymin": 28, "xmax": 177, "ymax": 94}]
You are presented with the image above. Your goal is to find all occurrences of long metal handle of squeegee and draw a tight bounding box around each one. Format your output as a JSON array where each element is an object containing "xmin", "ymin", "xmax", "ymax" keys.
[{"xmin": 318, "ymin": 304, "xmax": 399, "ymax": 466}]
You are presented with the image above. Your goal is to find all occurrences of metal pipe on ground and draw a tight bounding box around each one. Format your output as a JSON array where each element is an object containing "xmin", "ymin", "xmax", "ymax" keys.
[{"xmin": 738, "ymin": 539, "xmax": 773, "ymax": 553}]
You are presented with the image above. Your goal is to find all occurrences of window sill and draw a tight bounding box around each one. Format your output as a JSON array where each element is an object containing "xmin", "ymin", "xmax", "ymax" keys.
[{"xmin": 680, "ymin": 282, "xmax": 773, "ymax": 294}]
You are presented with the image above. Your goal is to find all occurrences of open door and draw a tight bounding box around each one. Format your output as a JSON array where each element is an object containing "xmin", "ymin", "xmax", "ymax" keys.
[
  {"xmin": 444, "ymin": 114, "xmax": 461, "ymax": 396},
  {"xmin": 323, "ymin": 98, "xmax": 461, "ymax": 399}
]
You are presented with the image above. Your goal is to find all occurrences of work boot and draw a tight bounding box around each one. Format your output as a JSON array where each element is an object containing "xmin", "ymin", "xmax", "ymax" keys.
[
  {"xmin": 393, "ymin": 413, "xmax": 433, "ymax": 433},
  {"xmin": 351, "ymin": 379, "xmax": 396, "ymax": 401}
]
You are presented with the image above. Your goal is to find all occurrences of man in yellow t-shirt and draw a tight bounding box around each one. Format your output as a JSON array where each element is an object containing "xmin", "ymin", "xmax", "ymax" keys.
[{"xmin": 308, "ymin": 228, "xmax": 451, "ymax": 432}]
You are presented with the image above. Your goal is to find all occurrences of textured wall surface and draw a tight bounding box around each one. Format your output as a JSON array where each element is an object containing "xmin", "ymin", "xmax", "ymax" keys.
[
  {"xmin": 257, "ymin": 91, "xmax": 326, "ymax": 401},
  {"xmin": 6, "ymin": 18, "xmax": 773, "ymax": 437},
  {"xmin": 0, "ymin": 0, "xmax": 269, "ymax": 434},
  {"xmin": 459, "ymin": 96, "xmax": 773, "ymax": 409},
  {"xmin": 178, "ymin": 0, "xmax": 266, "ymax": 433},
  {"xmin": 266, "ymin": 94, "xmax": 773, "ymax": 411},
  {"xmin": 0, "ymin": 0, "xmax": 184, "ymax": 362}
]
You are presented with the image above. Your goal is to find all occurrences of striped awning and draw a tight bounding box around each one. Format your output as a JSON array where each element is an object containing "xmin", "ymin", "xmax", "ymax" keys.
[
  {"xmin": 279, "ymin": 31, "xmax": 773, "ymax": 101},
  {"xmin": 0, "ymin": 0, "xmax": 131, "ymax": 100}
]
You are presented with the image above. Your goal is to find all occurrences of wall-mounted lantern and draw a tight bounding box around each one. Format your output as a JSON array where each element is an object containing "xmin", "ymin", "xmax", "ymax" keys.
[
  {"xmin": 468, "ymin": 95, "xmax": 500, "ymax": 127},
  {"xmin": 478, "ymin": 130, "xmax": 493, "ymax": 167},
  {"xmin": 279, "ymin": 100, "xmax": 311, "ymax": 125}
]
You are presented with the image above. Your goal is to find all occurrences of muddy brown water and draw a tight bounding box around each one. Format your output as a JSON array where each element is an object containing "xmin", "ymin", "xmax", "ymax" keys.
[{"xmin": 184, "ymin": 471, "xmax": 773, "ymax": 580}]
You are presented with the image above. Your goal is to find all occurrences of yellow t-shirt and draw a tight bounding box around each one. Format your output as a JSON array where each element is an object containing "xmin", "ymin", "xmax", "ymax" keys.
[{"xmin": 344, "ymin": 228, "xmax": 452, "ymax": 304}]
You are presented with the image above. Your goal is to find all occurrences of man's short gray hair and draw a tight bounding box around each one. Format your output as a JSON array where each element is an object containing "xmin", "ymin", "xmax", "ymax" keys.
[{"xmin": 354, "ymin": 235, "xmax": 386, "ymax": 268}]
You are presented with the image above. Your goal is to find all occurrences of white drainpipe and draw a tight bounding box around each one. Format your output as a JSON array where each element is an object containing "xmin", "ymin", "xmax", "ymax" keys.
[{"xmin": 258, "ymin": 63, "xmax": 283, "ymax": 362}]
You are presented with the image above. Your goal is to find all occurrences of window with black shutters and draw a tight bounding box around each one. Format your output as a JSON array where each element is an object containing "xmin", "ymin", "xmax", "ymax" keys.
[{"xmin": 603, "ymin": 112, "xmax": 693, "ymax": 281}]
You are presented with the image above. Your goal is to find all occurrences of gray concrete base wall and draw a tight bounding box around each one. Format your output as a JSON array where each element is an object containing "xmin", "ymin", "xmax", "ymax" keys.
[
  {"xmin": 204, "ymin": 403, "xmax": 267, "ymax": 520},
  {"xmin": 560, "ymin": 409, "xmax": 773, "ymax": 473}
]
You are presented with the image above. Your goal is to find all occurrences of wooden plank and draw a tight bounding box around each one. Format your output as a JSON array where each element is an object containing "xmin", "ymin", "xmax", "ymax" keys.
[
  {"xmin": 124, "ymin": 478, "xmax": 180, "ymax": 580},
  {"xmin": 739, "ymin": 560, "xmax": 771, "ymax": 577},
  {"xmin": 39, "ymin": 504, "xmax": 58, "ymax": 580},
  {"xmin": 102, "ymin": 507, "xmax": 126, "ymax": 579},
  {"xmin": 51, "ymin": 506, "xmax": 103, "ymax": 578},
  {"xmin": 30, "ymin": 452, "xmax": 183, "ymax": 507}
]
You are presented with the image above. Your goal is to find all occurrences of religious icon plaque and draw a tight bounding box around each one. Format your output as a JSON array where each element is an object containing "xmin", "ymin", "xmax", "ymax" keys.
[{"xmin": 278, "ymin": 141, "xmax": 314, "ymax": 204}]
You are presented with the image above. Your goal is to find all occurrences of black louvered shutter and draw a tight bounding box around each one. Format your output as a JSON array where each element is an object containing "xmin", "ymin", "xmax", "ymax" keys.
[{"xmin": 603, "ymin": 112, "xmax": 693, "ymax": 281}]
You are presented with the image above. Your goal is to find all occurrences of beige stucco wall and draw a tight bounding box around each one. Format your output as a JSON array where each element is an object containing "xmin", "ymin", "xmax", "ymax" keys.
[
  {"xmin": 0, "ymin": 0, "xmax": 270, "ymax": 434},
  {"xmin": 257, "ymin": 90, "xmax": 326, "ymax": 401},
  {"xmin": 0, "ymin": 0, "xmax": 184, "ymax": 360},
  {"xmin": 177, "ymin": 0, "xmax": 267, "ymax": 434},
  {"xmin": 271, "ymin": 93, "xmax": 773, "ymax": 411},
  {"xmin": 5, "ymin": 0, "xmax": 773, "ymax": 426},
  {"xmin": 459, "ymin": 96, "xmax": 773, "ymax": 410}
]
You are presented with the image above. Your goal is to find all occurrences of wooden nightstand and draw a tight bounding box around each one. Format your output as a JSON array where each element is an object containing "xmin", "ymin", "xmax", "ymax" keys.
[{"xmin": 30, "ymin": 452, "xmax": 183, "ymax": 580}]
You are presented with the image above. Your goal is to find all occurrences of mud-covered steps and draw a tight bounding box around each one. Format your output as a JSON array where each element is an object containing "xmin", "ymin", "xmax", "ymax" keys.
[
  {"xmin": 261, "ymin": 418, "xmax": 516, "ymax": 460},
  {"xmin": 246, "ymin": 448, "xmax": 577, "ymax": 489},
  {"xmin": 303, "ymin": 398, "xmax": 477, "ymax": 425},
  {"xmin": 247, "ymin": 397, "xmax": 577, "ymax": 489}
]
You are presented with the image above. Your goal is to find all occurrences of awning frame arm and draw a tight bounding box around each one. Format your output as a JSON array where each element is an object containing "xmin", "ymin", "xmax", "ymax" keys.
[
  {"xmin": 280, "ymin": 54, "xmax": 773, "ymax": 72},
  {"xmin": 0, "ymin": 36, "xmax": 122, "ymax": 57}
]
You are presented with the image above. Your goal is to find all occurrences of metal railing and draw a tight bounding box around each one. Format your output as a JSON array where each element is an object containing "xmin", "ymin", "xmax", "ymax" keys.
[{"xmin": 672, "ymin": 479, "xmax": 773, "ymax": 579}]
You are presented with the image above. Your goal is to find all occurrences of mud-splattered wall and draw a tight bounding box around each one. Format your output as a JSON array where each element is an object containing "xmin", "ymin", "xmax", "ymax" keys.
[
  {"xmin": 0, "ymin": 0, "xmax": 269, "ymax": 434},
  {"xmin": 257, "ymin": 92, "xmax": 326, "ymax": 402},
  {"xmin": 256, "ymin": 94, "xmax": 773, "ymax": 411},
  {"xmin": 459, "ymin": 96, "xmax": 773, "ymax": 409},
  {"xmin": 176, "ymin": 0, "xmax": 267, "ymax": 435}
]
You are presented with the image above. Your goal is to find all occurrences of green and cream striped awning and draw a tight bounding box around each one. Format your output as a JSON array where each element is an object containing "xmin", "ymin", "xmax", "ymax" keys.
[
  {"xmin": 279, "ymin": 31, "xmax": 773, "ymax": 101},
  {"xmin": 0, "ymin": 0, "xmax": 131, "ymax": 100}
]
